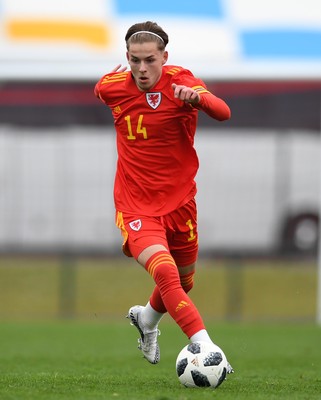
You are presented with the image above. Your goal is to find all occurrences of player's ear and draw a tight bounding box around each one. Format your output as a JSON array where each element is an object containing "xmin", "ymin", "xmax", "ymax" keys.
[
  {"xmin": 162, "ymin": 51, "xmax": 168, "ymax": 65},
  {"xmin": 126, "ymin": 51, "xmax": 129, "ymax": 62}
]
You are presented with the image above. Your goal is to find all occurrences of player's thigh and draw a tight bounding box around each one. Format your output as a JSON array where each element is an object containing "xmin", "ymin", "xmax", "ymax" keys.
[
  {"xmin": 116, "ymin": 212, "xmax": 169, "ymax": 260},
  {"xmin": 166, "ymin": 198, "xmax": 198, "ymax": 267}
]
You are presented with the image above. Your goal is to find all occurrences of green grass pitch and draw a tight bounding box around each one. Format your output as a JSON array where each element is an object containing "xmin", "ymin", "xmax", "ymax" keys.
[{"xmin": 0, "ymin": 321, "xmax": 320, "ymax": 400}]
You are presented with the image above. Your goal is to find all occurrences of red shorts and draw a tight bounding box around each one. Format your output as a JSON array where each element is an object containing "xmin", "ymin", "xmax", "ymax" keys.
[{"xmin": 115, "ymin": 198, "xmax": 198, "ymax": 267}]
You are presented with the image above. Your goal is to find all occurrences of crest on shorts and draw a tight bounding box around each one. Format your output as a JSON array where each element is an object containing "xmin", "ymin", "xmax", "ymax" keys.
[
  {"xmin": 146, "ymin": 92, "xmax": 161, "ymax": 109},
  {"xmin": 129, "ymin": 219, "xmax": 142, "ymax": 231}
]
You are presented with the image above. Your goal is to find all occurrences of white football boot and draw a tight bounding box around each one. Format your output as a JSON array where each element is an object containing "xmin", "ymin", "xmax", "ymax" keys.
[
  {"xmin": 127, "ymin": 305, "xmax": 160, "ymax": 364},
  {"xmin": 227, "ymin": 362, "xmax": 234, "ymax": 374}
]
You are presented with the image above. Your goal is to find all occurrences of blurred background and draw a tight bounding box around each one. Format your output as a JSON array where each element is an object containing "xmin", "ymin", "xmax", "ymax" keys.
[{"xmin": 0, "ymin": 0, "xmax": 320, "ymax": 322}]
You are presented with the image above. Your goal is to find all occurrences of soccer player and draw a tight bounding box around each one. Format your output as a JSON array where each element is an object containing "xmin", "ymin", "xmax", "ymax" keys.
[{"xmin": 94, "ymin": 21, "xmax": 233, "ymax": 372}]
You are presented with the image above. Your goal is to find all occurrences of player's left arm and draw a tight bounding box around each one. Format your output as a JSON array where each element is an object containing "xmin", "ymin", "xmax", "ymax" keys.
[{"xmin": 172, "ymin": 83, "xmax": 231, "ymax": 121}]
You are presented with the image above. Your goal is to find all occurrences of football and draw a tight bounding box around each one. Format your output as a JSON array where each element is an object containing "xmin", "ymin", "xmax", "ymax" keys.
[{"xmin": 176, "ymin": 341, "xmax": 228, "ymax": 389}]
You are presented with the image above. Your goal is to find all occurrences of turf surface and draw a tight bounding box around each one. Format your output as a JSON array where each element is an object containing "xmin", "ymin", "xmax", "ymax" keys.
[{"xmin": 0, "ymin": 321, "xmax": 320, "ymax": 400}]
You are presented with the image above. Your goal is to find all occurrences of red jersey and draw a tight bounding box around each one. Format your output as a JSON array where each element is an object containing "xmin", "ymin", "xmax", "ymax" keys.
[{"xmin": 94, "ymin": 65, "xmax": 230, "ymax": 216}]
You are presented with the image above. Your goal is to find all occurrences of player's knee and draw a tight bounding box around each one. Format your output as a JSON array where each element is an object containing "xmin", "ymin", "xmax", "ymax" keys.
[{"xmin": 145, "ymin": 251, "xmax": 181, "ymax": 295}]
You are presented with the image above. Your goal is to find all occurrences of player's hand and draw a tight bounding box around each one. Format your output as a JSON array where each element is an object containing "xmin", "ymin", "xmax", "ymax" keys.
[
  {"xmin": 172, "ymin": 83, "xmax": 200, "ymax": 104},
  {"xmin": 110, "ymin": 64, "xmax": 127, "ymax": 73}
]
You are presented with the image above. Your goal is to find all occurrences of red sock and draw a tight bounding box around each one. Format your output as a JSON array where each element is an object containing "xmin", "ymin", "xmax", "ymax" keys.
[
  {"xmin": 150, "ymin": 287, "xmax": 167, "ymax": 314},
  {"xmin": 180, "ymin": 271, "xmax": 195, "ymax": 293},
  {"xmin": 150, "ymin": 271, "xmax": 195, "ymax": 313},
  {"xmin": 145, "ymin": 251, "xmax": 204, "ymax": 338}
]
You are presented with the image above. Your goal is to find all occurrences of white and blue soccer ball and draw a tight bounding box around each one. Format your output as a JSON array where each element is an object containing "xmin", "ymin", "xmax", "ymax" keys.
[{"xmin": 176, "ymin": 341, "xmax": 228, "ymax": 389}]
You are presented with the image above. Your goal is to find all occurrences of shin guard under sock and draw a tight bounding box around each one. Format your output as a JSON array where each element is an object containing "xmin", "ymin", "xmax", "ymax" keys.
[
  {"xmin": 145, "ymin": 251, "xmax": 204, "ymax": 338},
  {"xmin": 150, "ymin": 271, "xmax": 195, "ymax": 313}
]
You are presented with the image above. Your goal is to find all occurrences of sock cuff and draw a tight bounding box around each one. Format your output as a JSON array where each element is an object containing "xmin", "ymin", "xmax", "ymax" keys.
[{"xmin": 145, "ymin": 250, "xmax": 176, "ymax": 279}]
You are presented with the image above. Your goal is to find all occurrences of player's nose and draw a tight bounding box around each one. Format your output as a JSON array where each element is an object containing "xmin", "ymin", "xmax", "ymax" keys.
[{"xmin": 139, "ymin": 62, "xmax": 147, "ymax": 72}]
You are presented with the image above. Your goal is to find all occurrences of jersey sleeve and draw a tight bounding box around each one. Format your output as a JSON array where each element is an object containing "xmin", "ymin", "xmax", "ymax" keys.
[
  {"xmin": 94, "ymin": 81, "xmax": 100, "ymax": 98},
  {"xmin": 94, "ymin": 74, "xmax": 108, "ymax": 103},
  {"xmin": 192, "ymin": 88, "xmax": 231, "ymax": 121},
  {"xmin": 94, "ymin": 73, "xmax": 108, "ymax": 98},
  {"xmin": 171, "ymin": 68, "xmax": 231, "ymax": 121},
  {"xmin": 94, "ymin": 72, "xmax": 128, "ymax": 105}
]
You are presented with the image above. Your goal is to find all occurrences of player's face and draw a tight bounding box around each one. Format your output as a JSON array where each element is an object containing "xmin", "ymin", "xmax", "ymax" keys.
[{"xmin": 127, "ymin": 42, "xmax": 168, "ymax": 91}]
